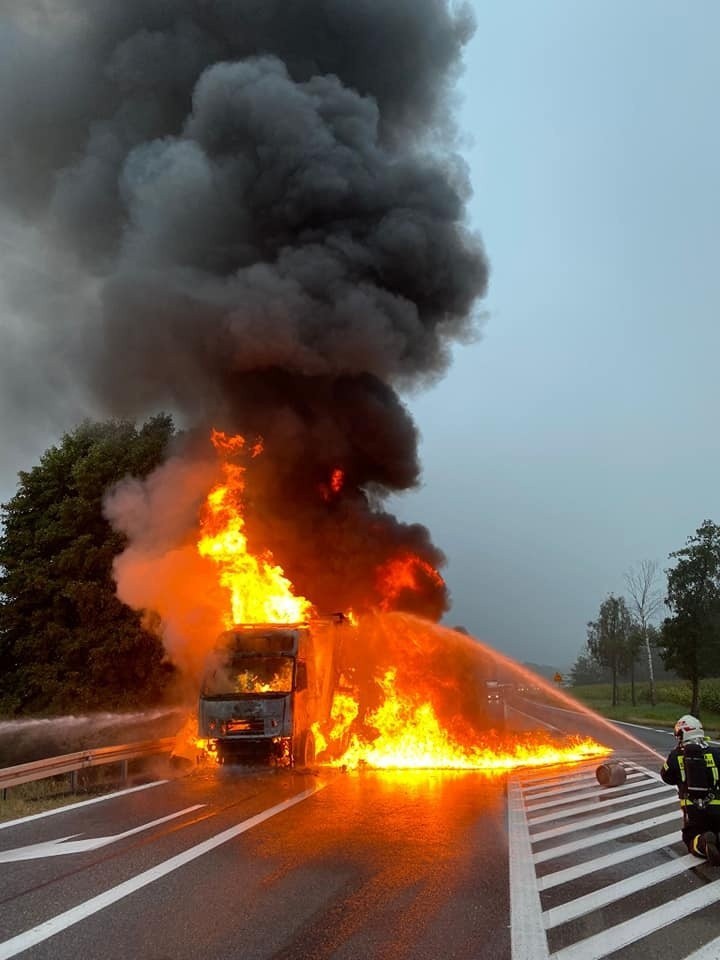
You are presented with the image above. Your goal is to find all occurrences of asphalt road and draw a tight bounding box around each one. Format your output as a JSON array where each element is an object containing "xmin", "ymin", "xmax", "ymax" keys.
[
  {"xmin": 0, "ymin": 698, "xmax": 716, "ymax": 960},
  {"xmin": 0, "ymin": 761, "xmax": 509, "ymax": 959}
]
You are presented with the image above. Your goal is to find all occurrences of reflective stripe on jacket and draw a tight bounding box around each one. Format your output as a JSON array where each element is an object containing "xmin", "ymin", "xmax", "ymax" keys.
[{"xmin": 662, "ymin": 743, "xmax": 720, "ymax": 807}]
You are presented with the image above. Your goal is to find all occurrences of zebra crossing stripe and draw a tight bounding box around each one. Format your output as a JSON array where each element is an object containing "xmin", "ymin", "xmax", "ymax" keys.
[
  {"xmin": 534, "ymin": 809, "xmax": 680, "ymax": 864},
  {"xmin": 531, "ymin": 794, "xmax": 676, "ymax": 842},
  {"xmin": 538, "ymin": 831, "xmax": 682, "ymax": 890},
  {"xmin": 550, "ymin": 875, "xmax": 720, "ymax": 960},
  {"xmin": 684, "ymin": 933, "xmax": 720, "ymax": 959},
  {"xmin": 520, "ymin": 771, "xmax": 600, "ymax": 793},
  {"xmin": 525, "ymin": 776, "xmax": 653, "ymax": 812},
  {"xmin": 542, "ymin": 853, "xmax": 697, "ymax": 928},
  {"xmin": 528, "ymin": 783, "xmax": 672, "ymax": 824},
  {"xmin": 524, "ymin": 771, "xmax": 645, "ymax": 804}
]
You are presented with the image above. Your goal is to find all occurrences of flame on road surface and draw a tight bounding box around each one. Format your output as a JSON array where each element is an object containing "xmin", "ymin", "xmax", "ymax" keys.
[{"xmin": 319, "ymin": 669, "xmax": 609, "ymax": 771}]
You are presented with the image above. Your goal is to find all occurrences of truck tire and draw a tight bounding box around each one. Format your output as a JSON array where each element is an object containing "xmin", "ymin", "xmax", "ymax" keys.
[{"xmin": 296, "ymin": 731, "xmax": 315, "ymax": 767}]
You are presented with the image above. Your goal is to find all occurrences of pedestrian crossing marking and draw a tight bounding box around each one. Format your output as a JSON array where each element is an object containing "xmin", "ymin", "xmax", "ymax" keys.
[{"xmin": 509, "ymin": 756, "xmax": 720, "ymax": 960}]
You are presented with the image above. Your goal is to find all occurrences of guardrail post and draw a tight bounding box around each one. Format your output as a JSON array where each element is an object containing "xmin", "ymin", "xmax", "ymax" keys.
[{"xmin": 0, "ymin": 737, "xmax": 175, "ymax": 793}]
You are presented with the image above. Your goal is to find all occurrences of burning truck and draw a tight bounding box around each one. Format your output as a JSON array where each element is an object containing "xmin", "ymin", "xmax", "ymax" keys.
[
  {"xmin": 197, "ymin": 614, "xmax": 353, "ymax": 766},
  {"xmin": 119, "ymin": 430, "xmax": 609, "ymax": 773}
]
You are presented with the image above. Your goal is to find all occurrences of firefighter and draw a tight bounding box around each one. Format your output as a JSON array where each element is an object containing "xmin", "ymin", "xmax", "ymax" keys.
[{"xmin": 661, "ymin": 714, "xmax": 720, "ymax": 864}]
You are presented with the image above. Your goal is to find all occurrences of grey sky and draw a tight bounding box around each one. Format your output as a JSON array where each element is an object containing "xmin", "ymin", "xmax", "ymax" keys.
[
  {"xmin": 394, "ymin": 1, "xmax": 720, "ymax": 665},
  {"xmin": 1, "ymin": 2, "xmax": 719, "ymax": 668}
]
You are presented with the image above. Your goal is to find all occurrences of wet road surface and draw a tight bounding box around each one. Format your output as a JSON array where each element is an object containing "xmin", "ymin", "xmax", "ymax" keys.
[
  {"xmin": 0, "ymin": 764, "xmax": 508, "ymax": 960},
  {"xmin": 3, "ymin": 696, "xmax": 719, "ymax": 960}
]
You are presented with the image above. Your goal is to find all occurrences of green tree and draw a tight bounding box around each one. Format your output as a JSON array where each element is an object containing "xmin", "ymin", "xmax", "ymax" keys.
[
  {"xmin": 586, "ymin": 594, "xmax": 634, "ymax": 706},
  {"xmin": 569, "ymin": 648, "xmax": 608, "ymax": 686},
  {"xmin": 625, "ymin": 560, "xmax": 664, "ymax": 706},
  {"xmin": 625, "ymin": 622, "xmax": 645, "ymax": 707},
  {"xmin": 0, "ymin": 416, "xmax": 176, "ymax": 714},
  {"xmin": 660, "ymin": 520, "xmax": 720, "ymax": 717}
]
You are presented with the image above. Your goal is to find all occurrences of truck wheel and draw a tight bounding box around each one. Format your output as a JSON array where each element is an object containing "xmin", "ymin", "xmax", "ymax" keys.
[{"xmin": 297, "ymin": 731, "xmax": 315, "ymax": 767}]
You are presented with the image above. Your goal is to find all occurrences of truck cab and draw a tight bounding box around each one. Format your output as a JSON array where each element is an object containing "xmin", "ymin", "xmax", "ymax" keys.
[{"xmin": 198, "ymin": 618, "xmax": 344, "ymax": 765}]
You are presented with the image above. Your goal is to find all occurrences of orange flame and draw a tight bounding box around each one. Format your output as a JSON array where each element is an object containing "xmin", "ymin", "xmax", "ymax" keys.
[
  {"xmin": 319, "ymin": 466, "xmax": 345, "ymax": 502},
  {"xmin": 330, "ymin": 468, "xmax": 344, "ymax": 493},
  {"xmin": 377, "ymin": 554, "xmax": 446, "ymax": 610},
  {"xmin": 320, "ymin": 665, "xmax": 610, "ymax": 772},
  {"xmin": 189, "ymin": 440, "xmax": 611, "ymax": 776},
  {"xmin": 197, "ymin": 431, "xmax": 312, "ymax": 625}
]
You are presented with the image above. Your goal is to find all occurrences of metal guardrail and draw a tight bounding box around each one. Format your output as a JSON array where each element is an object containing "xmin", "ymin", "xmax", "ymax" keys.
[{"xmin": 0, "ymin": 737, "xmax": 176, "ymax": 792}]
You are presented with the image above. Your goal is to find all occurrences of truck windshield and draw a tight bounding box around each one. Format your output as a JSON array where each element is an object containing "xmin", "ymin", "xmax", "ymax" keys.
[{"xmin": 202, "ymin": 656, "xmax": 294, "ymax": 695}]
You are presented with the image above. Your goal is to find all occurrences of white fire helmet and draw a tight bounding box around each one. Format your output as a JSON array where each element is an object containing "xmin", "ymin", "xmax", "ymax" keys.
[{"xmin": 674, "ymin": 714, "xmax": 705, "ymax": 743}]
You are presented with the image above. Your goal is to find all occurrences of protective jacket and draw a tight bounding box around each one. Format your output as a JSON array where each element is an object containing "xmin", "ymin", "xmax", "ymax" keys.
[{"xmin": 661, "ymin": 741, "xmax": 720, "ymax": 815}]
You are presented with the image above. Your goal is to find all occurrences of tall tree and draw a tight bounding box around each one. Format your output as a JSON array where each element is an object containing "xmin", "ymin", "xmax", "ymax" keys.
[
  {"xmin": 661, "ymin": 520, "xmax": 720, "ymax": 716},
  {"xmin": 570, "ymin": 648, "xmax": 608, "ymax": 686},
  {"xmin": 625, "ymin": 623, "xmax": 645, "ymax": 707},
  {"xmin": 625, "ymin": 560, "xmax": 663, "ymax": 706},
  {"xmin": 0, "ymin": 416, "xmax": 176, "ymax": 714},
  {"xmin": 586, "ymin": 595, "xmax": 634, "ymax": 707}
]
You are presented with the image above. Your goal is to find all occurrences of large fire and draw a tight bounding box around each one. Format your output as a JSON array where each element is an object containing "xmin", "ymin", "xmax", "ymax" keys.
[
  {"xmin": 377, "ymin": 555, "xmax": 446, "ymax": 611},
  {"xmin": 197, "ymin": 430, "xmax": 313, "ymax": 625},
  {"xmin": 313, "ymin": 668, "xmax": 609, "ymax": 772},
  {"xmin": 190, "ymin": 430, "xmax": 610, "ymax": 773}
]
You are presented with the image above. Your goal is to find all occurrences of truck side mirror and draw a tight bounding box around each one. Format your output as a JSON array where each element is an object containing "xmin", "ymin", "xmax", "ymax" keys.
[{"xmin": 296, "ymin": 661, "xmax": 308, "ymax": 691}]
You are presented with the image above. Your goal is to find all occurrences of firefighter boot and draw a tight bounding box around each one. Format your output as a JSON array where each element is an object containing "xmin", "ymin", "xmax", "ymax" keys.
[{"xmin": 694, "ymin": 832, "xmax": 720, "ymax": 865}]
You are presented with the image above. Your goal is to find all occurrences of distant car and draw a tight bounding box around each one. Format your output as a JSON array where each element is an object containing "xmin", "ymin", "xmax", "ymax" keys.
[{"xmin": 486, "ymin": 680, "xmax": 503, "ymax": 703}]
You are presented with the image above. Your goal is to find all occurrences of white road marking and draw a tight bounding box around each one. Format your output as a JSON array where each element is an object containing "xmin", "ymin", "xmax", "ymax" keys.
[
  {"xmin": 520, "ymin": 771, "xmax": 600, "ymax": 792},
  {"xmin": 684, "ymin": 934, "xmax": 720, "ymax": 959},
  {"xmin": 530, "ymin": 793, "xmax": 676, "ymax": 842},
  {"xmin": 0, "ymin": 805, "xmax": 204, "ymax": 862},
  {"xmin": 627, "ymin": 762, "xmax": 665, "ymax": 783},
  {"xmin": 0, "ymin": 783, "xmax": 325, "ymax": 960},
  {"xmin": 508, "ymin": 706, "xmax": 566, "ymax": 735},
  {"xmin": 528, "ymin": 783, "xmax": 671, "ymax": 824},
  {"xmin": 0, "ymin": 781, "xmax": 168, "ymax": 831},
  {"xmin": 550, "ymin": 879, "xmax": 720, "ymax": 960},
  {"xmin": 542, "ymin": 853, "xmax": 697, "ymax": 928},
  {"xmin": 525, "ymin": 776, "xmax": 649, "ymax": 811},
  {"xmin": 509, "ymin": 747, "xmax": 720, "ymax": 959},
  {"xmin": 534, "ymin": 809, "xmax": 680, "ymax": 864},
  {"xmin": 525, "ymin": 771, "xmax": 644, "ymax": 802},
  {"xmin": 538, "ymin": 830, "xmax": 682, "ymax": 889},
  {"xmin": 508, "ymin": 779, "xmax": 549, "ymax": 960},
  {"xmin": 522, "ymin": 777, "xmax": 605, "ymax": 797}
]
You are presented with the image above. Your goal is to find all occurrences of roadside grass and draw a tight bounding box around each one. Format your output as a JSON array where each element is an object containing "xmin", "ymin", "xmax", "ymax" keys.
[
  {"xmin": 0, "ymin": 761, "xmax": 171, "ymax": 823},
  {"xmin": 570, "ymin": 679, "xmax": 720, "ymax": 737},
  {"xmin": 0, "ymin": 777, "xmax": 101, "ymax": 823}
]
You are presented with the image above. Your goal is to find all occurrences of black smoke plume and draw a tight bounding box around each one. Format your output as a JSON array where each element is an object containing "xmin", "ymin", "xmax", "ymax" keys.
[{"xmin": 0, "ymin": 1, "xmax": 488, "ymax": 621}]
